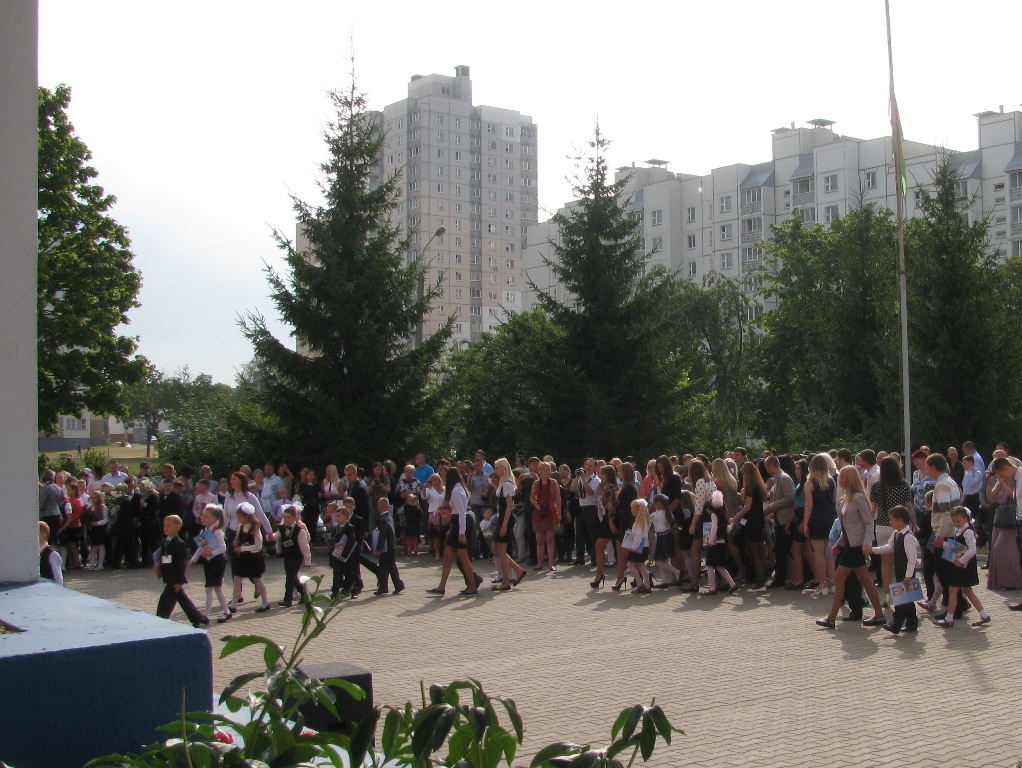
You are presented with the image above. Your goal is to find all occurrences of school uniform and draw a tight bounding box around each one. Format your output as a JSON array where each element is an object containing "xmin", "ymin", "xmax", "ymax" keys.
[
  {"xmin": 40, "ymin": 543, "xmax": 64, "ymax": 586},
  {"xmin": 873, "ymin": 525, "xmax": 919, "ymax": 632},
  {"xmin": 234, "ymin": 526, "xmax": 266, "ymax": 579},
  {"xmin": 329, "ymin": 521, "xmax": 359, "ymax": 597},
  {"xmin": 949, "ymin": 525, "xmax": 980, "ymax": 588},
  {"xmin": 704, "ymin": 510, "xmax": 729, "ymax": 568},
  {"xmin": 276, "ymin": 522, "xmax": 312, "ymax": 606},
  {"xmin": 190, "ymin": 526, "xmax": 227, "ymax": 588},
  {"xmin": 374, "ymin": 509, "xmax": 403, "ymax": 594},
  {"xmin": 156, "ymin": 533, "xmax": 206, "ymax": 626}
]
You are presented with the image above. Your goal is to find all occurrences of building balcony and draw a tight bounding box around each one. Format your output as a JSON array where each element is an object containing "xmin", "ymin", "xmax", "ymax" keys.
[
  {"xmin": 1011, "ymin": 187, "xmax": 1022, "ymax": 202},
  {"xmin": 793, "ymin": 191, "xmax": 815, "ymax": 206},
  {"xmin": 740, "ymin": 231, "xmax": 763, "ymax": 245},
  {"xmin": 1012, "ymin": 222, "xmax": 1022, "ymax": 237},
  {"xmin": 740, "ymin": 201, "xmax": 761, "ymax": 215}
]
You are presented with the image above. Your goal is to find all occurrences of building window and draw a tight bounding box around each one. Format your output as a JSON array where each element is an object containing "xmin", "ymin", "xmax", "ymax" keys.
[
  {"xmin": 824, "ymin": 174, "xmax": 838, "ymax": 193},
  {"xmin": 914, "ymin": 190, "xmax": 923, "ymax": 207},
  {"xmin": 506, "ymin": 258, "xmax": 515, "ymax": 269},
  {"xmin": 793, "ymin": 178, "xmax": 813, "ymax": 194},
  {"xmin": 687, "ymin": 261, "xmax": 697, "ymax": 277},
  {"xmin": 489, "ymin": 274, "xmax": 497, "ymax": 284},
  {"xmin": 721, "ymin": 252, "xmax": 733, "ymax": 270},
  {"xmin": 437, "ymin": 131, "xmax": 445, "ymax": 142},
  {"xmin": 435, "ymin": 253, "xmax": 445, "ymax": 263},
  {"xmin": 797, "ymin": 207, "xmax": 817, "ymax": 223},
  {"xmin": 488, "ymin": 190, "xmax": 497, "ymax": 201},
  {"xmin": 958, "ymin": 180, "xmax": 969, "ymax": 199},
  {"xmin": 437, "ymin": 304, "xmax": 445, "ymax": 314},
  {"xmin": 687, "ymin": 234, "xmax": 696, "ymax": 249},
  {"xmin": 505, "ymin": 209, "xmax": 514, "ymax": 219},
  {"xmin": 64, "ymin": 417, "xmax": 87, "ymax": 431},
  {"xmin": 1013, "ymin": 241, "xmax": 1022, "ymax": 258},
  {"xmin": 720, "ymin": 224, "xmax": 732, "ymax": 240},
  {"xmin": 719, "ymin": 196, "xmax": 732, "ymax": 213},
  {"xmin": 741, "ymin": 188, "xmax": 761, "ymax": 205},
  {"xmin": 487, "ymin": 123, "xmax": 495, "ymax": 133},
  {"xmin": 740, "ymin": 246, "xmax": 760, "ymax": 265},
  {"xmin": 865, "ymin": 170, "xmax": 877, "ymax": 189},
  {"xmin": 825, "ymin": 205, "xmax": 840, "ymax": 223},
  {"xmin": 505, "ymin": 127, "xmax": 514, "ymax": 137},
  {"xmin": 504, "ymin": 159, "xmax": 514, "ymax": 170},
  {"xmin": 741, "ymin": 217, "xmax": 762, "ymax": 235},
  {"xmin": 487, "ymin": 173, "xmax": 497, "ymax": 183},
  {"xmin": 454, "ymin": 288, "xmax": 463, "ymax": 299},
  {"xmin": 686, "ymin": 206, "xmax": 696, "ymax": 223},
  {"xmin": 651, "ymin": 236, "xmax": 663, "ymax": 252},
  {"xmin": 506, "ymin": 276, "xmax": 515, "ymax": 285},
  {"xmin": 747, "ymin": 304, "xmax": 762, "ymax": 321},
  {"xmin": 651, "ymin": 209, "xmax": 663, "ymax": 225},
  {"xmin": 487, "ymin": 140, "xmax": 497, "ymax": 150},
  {"xmin": 1012, "ymin": 206, "xmax": 1022, "ymax": 224},
  {"xmin": 469, "ymin": 253, "xmax": 478, "ymax": 263},
  {"xmin": 436, "ymin": 183, "xmax": 444, "ymax": 193},
  {"xmin": 437, "ymin": 166, "xmax": 444, "ymax": 176}
]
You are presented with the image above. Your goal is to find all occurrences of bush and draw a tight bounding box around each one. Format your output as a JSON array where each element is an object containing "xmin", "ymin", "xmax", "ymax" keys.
[{"xmin": 87, "ymin": 578, "xmax": 681, "ymax": 767}]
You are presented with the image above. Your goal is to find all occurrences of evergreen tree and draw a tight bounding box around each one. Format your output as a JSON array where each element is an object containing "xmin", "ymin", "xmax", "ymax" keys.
[
  {"xmin": 242, "ymin": 81, "xmax": 451, "ymax": 467},
  {"xmin": 905, "ymin": 150, "xmax": 1004, "ymax": 449},
  {"xmin": 37, "ymin": 84, "xmax": 146, "ymax": 432},
  {"xmin": 529, "ymin": 126, "xmax": 704, "ymax": 459}
]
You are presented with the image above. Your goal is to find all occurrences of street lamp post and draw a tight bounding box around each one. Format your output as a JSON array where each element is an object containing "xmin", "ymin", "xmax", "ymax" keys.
[{"xmin": 415, "ymin": 225, "xmax": 446, "ymax": 347}]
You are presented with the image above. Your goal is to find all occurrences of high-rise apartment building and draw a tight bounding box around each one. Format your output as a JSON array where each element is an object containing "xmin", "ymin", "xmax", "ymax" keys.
[
  {"xmin": 371, "ymin": 66, "xmax": 538, "ymax": 343},
  {"xmin": 524, "ymin": 108, "xmax": 1022, "ymax": 318}
]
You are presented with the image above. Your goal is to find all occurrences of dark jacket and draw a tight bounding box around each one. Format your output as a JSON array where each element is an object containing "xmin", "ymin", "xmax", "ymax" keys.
[{"xmin": 158, "ymin": 534, "xmax": 188, "ymax": 585}]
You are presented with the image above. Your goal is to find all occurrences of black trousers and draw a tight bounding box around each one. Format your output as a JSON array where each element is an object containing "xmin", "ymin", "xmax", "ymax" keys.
[
  {"xmin": 157, "ymin": 584, "xmax": 204, "ymax": 624},
  {"xmin": 377, "ymin": 550, "xmax": 402, "ymax": 591},
  {"xmin": 331, "ymin": 561, "xmax": 357, "ymax": 596},
  {"xmin": 282, "ymin": 557, "xmax": 306, "ymax": 605},
  {"xmin": 890, "ymin": 601, "xmax": 918, "ymax": 631},
  {"xmin": 773, "ymin": 522, "xmax": 792, "ymax": 584},
  {"xmin": 579, "ymin": 507, "xmax": 599, "ymax": 563},
  {"xmin": 114, "ymin": 524, "xmax": 139, "ymax": 568}
]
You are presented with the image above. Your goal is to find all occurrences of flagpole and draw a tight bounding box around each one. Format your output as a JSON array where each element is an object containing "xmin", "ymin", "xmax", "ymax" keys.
[{"xmin": 885, "ymin": 0, "xmax": 912, "ymax": 468}]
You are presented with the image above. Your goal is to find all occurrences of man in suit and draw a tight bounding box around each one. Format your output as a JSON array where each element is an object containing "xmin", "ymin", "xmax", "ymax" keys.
[{"xmin": 764, "ymin": 455, "xmax": 795, "ymax": 588}]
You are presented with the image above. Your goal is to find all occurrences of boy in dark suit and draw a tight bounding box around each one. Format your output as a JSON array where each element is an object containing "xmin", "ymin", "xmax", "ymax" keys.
[{"xmin": 154, "ymin": 515, "xmax": 208, "ymax": 628}]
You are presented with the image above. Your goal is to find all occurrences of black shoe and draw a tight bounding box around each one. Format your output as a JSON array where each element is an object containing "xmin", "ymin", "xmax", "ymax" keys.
[
  {"xmin": 767, "ymin": 581, "xmax": 785, "ymax": 589},
  {"xmin": 192, "ymin": 615, "xmax": 210, "ymax": 628},
  {"xmin": 1009, "ymin": 602, "xmax": 1022, "ymax": 611},
  {"xmin": 881, "ymin": 623, "xmax": 901, "ymax": 634},
  {"xmin": 862, "ymin": 616, "xmax": 886, "ymax": 626},
  {"xmin": 374, "ymin": 589, "xmax": 390, "ymax": 596},
  {"xmin": 816, "ymin": 618, "xmax": 836, "ymax": 629},
  {"xmin": 394, "ymin": 582, "xmax": 406, "ymax": 595},
  {"xmin": 254, "ymin": 604, "xmax": 271, "ymax": 613},
  {"xmin": 277, "ymin": 601, "xmax": 293, "ymax": 607},
  {"xmin": 216, "ymin": 613, "xmax": 232, "ymax": 624},
  {"xmin": 840, "ymin": 613, "xmax": 863, "ymax": 622},
  {"xmin": 572, "ymin": 559, "xmax": 585, "ymax": 566},
  {"xmin": 904, "ymin": 623, "xmax": 919, "ymax": 632}
]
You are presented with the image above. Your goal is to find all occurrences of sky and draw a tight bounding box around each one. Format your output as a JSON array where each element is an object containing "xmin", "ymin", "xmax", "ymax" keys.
[{"xmin": 38, "ymin": 0, "xmax": 1020, "ymax": 384}]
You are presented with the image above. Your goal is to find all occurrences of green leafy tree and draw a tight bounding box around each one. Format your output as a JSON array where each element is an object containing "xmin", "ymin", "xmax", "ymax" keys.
[
  {"xmin": 755, "ymin": 202, "xmax": 901, "ymax": 451},
  {"xmin": 121, "ymin": 365, "xmax": 179, "ymax": 458},
  {"xmin": 242, "ymin": 80, "xmax": 451, "ymax": 468},
  {"xmin": 37, "ymin": 84, "xmax": 146, "ymax": 432},
  {"xmin": 442, "ymin": 310, "xmax": 564, "ymax": 459},
  {"xmin": 529, "ymin": 126, "xmax": 704, "ymax": 459},
  {"xmin": 683, "ymin": 274, "xmax": 759, "ymax": 453},
  {"xmin": 905, "ymin": 150, "xmax": 1007, "ymax": 449}
]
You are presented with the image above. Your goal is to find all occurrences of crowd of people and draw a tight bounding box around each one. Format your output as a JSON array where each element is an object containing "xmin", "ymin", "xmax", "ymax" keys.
[{"xmin": 37, "ymin": 442, "xmax": 1022, "ymax": 633}]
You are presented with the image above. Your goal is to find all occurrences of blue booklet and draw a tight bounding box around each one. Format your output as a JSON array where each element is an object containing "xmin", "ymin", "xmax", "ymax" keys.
[
  {"xmin": 924, "ymin": 532, "xmax": 937, "ymax": 552},
  {"xmin": 941, "ymin": 539, "xmax": 964, "ymax": 563},
  {"xmin": 889, "ymin": 577, "xmax": 924, "ymax": 606},
  {"xmin": 702, "ymin": 521, "xmax": 712, "ymax": 545},
  {"xmin": 193, "ymin": 529, "xmax": 217, "ymax": 557}
]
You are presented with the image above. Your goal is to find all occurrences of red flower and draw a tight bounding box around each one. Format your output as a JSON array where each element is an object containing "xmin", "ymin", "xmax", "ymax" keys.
[{"xmin": 213, "ymin": 729, "xmax": 234, "ymax": 744}]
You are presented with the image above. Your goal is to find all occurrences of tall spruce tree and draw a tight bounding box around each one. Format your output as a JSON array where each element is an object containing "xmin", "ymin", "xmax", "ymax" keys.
[
  {"xmin": 530, "ymin": 126, "xmax": 703, "ymax": 459},
  {"xmin": 242, "ymin": 81, "xmax": 451, "ymax": 467},
  {"xmin": 905, "ymin": 150, "xmax": 1003, "ymax": 449}
]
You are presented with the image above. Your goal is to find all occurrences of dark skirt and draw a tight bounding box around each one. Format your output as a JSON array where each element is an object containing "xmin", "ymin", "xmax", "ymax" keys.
[
  {"xmin": 59, "ymin": 527, "xmax": 82, "ymax": 546},
  {"xmin": 837, "ymin": 545, "xmax": 867, "ymax": 569},
  {"xmin": 792, "ymin": 509, "xmax": 807, "ymax": 543},
  {"xmin": 706, "ymin": 542, "xmax": 728, "ymax": 567},
  {"xmin": 950, "ymin": 557, "xmax": 979, "ymax": 588},
  {"xmin": 652, "ymin": 531, "xmax": 675, "ymax": 561},
  {"xmin": 627, "ymin": 547, "xmax": 648, "ymax": 563},
  {"xmin": 808, "ymin": 511, "xmax": 837, "ymax": 541},
  {"xmin": 203, "ymin": 554, "xmax": 227, "ymax": 588},
  {"xmin": 597, "ymin": 514, "xmax": 614, "ymax": 540},
  {"xmin": 235, "ymin": 551, "xmax": 265, "ymax": 580},
  {"xmin": 89, "ymin": 525, "xmax": 107, "ymax": 546},
  {"xmin": 493, "ymin": 511, "xmax": 513, "ymax": 544},
  {"xmin": 446, "ymin": 515, "xmax": 474, "ymax": 549}
]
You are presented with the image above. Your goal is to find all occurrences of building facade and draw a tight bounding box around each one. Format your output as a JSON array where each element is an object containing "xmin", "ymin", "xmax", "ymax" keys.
[
  {"xmin": 370, "ymin": 66, "xmax": 538, "ymax": 344},
  {"xmin": 524, "ymin": 109, "xmax": 1022, "ymax": 316}
]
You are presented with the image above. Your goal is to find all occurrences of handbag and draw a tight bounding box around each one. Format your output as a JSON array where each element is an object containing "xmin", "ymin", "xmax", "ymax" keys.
[{"xmin": 992, "ymin": 504, "xmax": 1017, "ymax": 529}]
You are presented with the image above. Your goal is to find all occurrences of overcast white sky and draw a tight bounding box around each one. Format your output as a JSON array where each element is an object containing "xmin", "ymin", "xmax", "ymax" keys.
[{"xmin": 39, "ymin": 0, "xmax": 1019, "ymax": 384}]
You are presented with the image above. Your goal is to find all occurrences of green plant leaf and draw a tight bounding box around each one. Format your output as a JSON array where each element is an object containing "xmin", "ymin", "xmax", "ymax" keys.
[
  {"xmin": 491, "ymin": 697, "xmax": 523, "ymax": 743},
  {"xmin": 429, "ymin": 706, "xmax": 458, "ymax": 754},
  {"xmin": 620, "ymin": 705, "xmax": 642, "ymax": 742},
  {"xmin": 323, "ymin": 677, "xmax": 365, "ymax": 700},
  {"xmin": 639, "ymin": 724, "xmax": 656, "ymax": 762},
  {"xmin": 446, "ymin": 723, "xmax": 473, "ymax": 765},
  {"xmin": 467, "ymin": 706, "xmax": 488, "ymax": 741},
  {"xmin": 610, "ymin": 709, "xmax": 629, "ymax": 742},
  {"xmin": 604, "ymin": 737, "xmax": 633, "ymax": 760},
  {"xmin": 647, "ymin": 705, "xmax": 680, "ymax": 742},
  {"xmin": 381, "ymin": 708, "xmax": 402, "ymax": 756},
  {"xmin": 530, "ymin": 742, "xmax": 586, "ymax": 767},
  {"xmin": 348, "ymin": 705, "xmax": 380, "ymax": 768},
  {"xmin": 219, "ymin": 634, "xmax": 284, "ymax": 666},
  {"xmin": 219, "ymin": 672, "xmax": 263, "ymax": 705},
  {"xmin": 483, "ymin": 732, "xmax": 505, "ymax": 768},
  {"xmin": 411, "ymin": 707, "xmax": 444, "ymax": 760}
]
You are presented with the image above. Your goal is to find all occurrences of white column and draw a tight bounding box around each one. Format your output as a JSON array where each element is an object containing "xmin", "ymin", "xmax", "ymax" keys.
[{"xmin": 0, "ymin": 0, "xmax": 39, "ymax": 583}]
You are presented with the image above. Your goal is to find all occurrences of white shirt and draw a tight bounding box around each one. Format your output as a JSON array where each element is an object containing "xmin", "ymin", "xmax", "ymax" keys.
[
  {"xmin": 449, "ymin": 483, "xmax": 470, "ymax": 534},
  {"xmin": 101, "ymin": 471, "xmax": 128, "ymax": 487},
  {"xmin": 650, "ymin": 507, "xmax": 672, "ymax": 534},
  {"xmin": 577, "ymin": 473, "xmax": 599, "ymax": 507},
  {"xmin": 871, "ymin": 524, "xmax": 919, "ymax": 573},
  {"xmin": 224, "ymin": 492, "xmax": 272, "ymax": 534}
]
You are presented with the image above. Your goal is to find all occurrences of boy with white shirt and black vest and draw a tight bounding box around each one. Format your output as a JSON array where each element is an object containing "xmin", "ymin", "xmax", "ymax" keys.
[
  {"xmin": 39, "ymin": 521, "xmax": 64, "ymax": 586},
  {"xmin": 276, "ymin": 506, "xmax": 311, "ymax": 607},
  {"xmin": 867, "ymin": 505, "xmax": 918, "ymax": 634}
]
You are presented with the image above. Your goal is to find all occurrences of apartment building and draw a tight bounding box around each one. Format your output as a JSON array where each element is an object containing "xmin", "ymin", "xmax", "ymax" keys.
[
  {"xmin": 369, "ymin": 66, "xmax": 538, "ymax": 344},
  {"xmin": 524, "ymin": 108, "xmax": 1022, "ymax": 317}
]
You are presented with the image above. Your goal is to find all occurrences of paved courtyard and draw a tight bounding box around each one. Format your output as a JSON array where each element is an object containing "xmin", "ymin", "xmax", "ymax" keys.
[{"xmin": 71, "ymin": 554, "xmax": 1022, "ymax": 768}]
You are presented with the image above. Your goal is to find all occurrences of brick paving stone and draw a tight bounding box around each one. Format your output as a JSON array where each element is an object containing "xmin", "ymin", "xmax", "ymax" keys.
[{"xmin": 68, "ymin": 554, "xmax": 1022, "ymax": 767}]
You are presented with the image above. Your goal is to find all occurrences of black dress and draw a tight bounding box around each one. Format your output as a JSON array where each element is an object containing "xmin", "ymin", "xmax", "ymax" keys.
[
  {"xmin": 743, "ymin": 485, "xmax": 766, "ymax": 543},
  {"xmin": 234, "ymin": 527, "xmax": 266, "ymax": 579},
  {"xmin": 494, "ymin": 481, "xmax": 515, "ymax": 544},
  {"xmin": 616, "ymin": 484, "xmax": 638, "ymax": 543}
]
